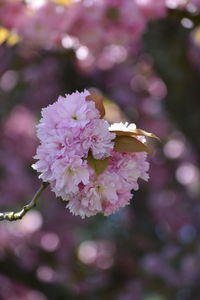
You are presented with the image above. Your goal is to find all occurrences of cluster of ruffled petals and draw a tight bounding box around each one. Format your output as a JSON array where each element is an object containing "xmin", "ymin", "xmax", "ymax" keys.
[
  {"xmin": 67, "ymin": 150, "xmax": 149, "ymax": 218},
  {"xmin": 33, "ymin": 90, "xmax": 150, "ymax": 218}
]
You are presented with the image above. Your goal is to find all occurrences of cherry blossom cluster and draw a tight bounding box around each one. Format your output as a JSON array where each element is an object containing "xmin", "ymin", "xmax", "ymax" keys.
[{"xmin": 32, "ymin": 90, "xmax": 152, "ymax": 218}]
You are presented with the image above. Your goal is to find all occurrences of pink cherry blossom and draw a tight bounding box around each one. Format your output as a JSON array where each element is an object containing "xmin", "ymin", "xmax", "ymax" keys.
[
  {"xmin": 50, "ymin": 156, "xmax": 90, "ymax": 197},
  {"xmin": 0, "ymin": 0, "xmax": 25, "ymax": 29},
  {"xmin": 82, "ymin": 119, "xmax": 115, "ymax": 159},
  {"xmin": 33, "ymin": 91, "xmax": 150, "ymax": 218}
]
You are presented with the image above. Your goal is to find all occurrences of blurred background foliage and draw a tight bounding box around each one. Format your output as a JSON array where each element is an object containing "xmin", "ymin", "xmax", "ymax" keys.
[{"xmin": 0, "ymin": 1, "xmax": 200, "ymax": 299}]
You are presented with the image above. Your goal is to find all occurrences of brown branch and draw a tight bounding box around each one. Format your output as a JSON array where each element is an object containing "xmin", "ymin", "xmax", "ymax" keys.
[{"xmin": 0, "ymin": 182, "xmax": 49, "ymax": 221}]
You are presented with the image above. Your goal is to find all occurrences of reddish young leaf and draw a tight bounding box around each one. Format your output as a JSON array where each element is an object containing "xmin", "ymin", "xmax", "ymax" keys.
[
  {"xmin": 86, "ymin": 91, "xmax": 105, "ymax": 118},
  {"xmin": 110, "ymin": 129, "xmax": 160, "ymax": 141}
]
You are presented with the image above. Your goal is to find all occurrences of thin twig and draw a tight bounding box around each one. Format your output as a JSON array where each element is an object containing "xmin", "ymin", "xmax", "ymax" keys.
[{"xmin": 0, "ymin": 182, "xmax": 49, "ymax": 221}]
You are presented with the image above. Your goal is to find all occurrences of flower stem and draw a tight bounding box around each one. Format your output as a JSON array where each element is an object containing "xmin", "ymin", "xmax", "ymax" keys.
[{"xmin": 0, "ymin": 182, "xmax": 49, "ymax": 221}]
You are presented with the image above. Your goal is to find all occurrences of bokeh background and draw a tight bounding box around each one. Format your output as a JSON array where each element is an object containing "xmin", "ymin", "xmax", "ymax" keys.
[{"xmin": 1, "ymin": 1, "xmax": 200, "ymax": 299}]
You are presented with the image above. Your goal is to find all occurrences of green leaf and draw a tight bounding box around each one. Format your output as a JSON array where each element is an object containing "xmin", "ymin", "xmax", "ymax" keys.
[
  {"xmin": 87, "ymin": 153, "xmax": 109, "ymax": 176},
  {"xmin": 114, "ymin": 135, "xmax": 151, "ymax": 154}
]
